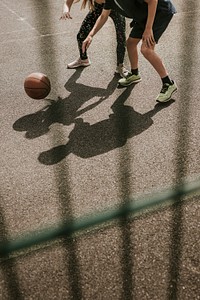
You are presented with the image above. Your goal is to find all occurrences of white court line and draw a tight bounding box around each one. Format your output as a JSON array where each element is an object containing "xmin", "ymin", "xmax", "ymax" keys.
[
  {"xmin": 1, "ymin": 0, "xmax": 40, "ymax": 35},
  {"xmin": 0, "ymin": 28, "xmax": 36, "ymax": 36},
  {"xmin": 1, "ymin": 31, "xmax": 72, "ymax": 45}
]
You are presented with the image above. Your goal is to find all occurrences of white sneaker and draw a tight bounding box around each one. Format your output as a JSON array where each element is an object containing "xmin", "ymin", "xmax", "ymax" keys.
[
  {"xmin": 115, "ymin": 64, "xmax": 129, "ymax": 77},
  {"xmin": 67, "ymin": 58, "xmax": 91, "ymax": 69}
]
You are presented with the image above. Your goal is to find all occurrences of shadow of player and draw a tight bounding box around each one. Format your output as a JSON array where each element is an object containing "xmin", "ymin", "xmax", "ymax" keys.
[
  {"xmin": 38, "ymin": 85, "xmax": 175, "ymax": 165},
  {"xmin": 13, "ymin": 69, "xmax": 119, "ymax": 139}
]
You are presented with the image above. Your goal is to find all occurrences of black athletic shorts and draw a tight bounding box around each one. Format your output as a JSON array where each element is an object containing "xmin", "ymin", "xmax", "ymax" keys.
[{"xmin": 129, "ymin": 13, "xmax": 174, "ymax": 43}]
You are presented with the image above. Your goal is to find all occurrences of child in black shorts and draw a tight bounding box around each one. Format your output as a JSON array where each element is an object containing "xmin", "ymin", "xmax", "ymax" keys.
[{"xmin": 83, "ymin": 0, "xmax": 177, "ymax": 102}]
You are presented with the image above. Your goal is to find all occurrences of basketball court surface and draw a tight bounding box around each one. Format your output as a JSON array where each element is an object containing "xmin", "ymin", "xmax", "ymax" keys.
[{"xmin": 0, "ymin": 0, "xmax": 200, "ymax": 299}]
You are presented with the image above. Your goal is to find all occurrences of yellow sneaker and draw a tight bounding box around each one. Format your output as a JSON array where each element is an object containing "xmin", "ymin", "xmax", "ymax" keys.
[
  {"xmin": 156, "ymin": 81, "xmax": 177, "ymax": 102},
  {"xmin": 118, "ymin": 72, "xmax": 142, "ymax": 86}
]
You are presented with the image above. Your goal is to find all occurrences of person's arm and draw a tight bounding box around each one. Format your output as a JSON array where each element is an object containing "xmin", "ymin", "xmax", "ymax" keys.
[
  {"xmin": 143, "ymin": 0, "xmax": 158, "ymax": 47},
  {"xmin": 60, "ymin": 0, "xmax": 74, "ymax": 19},
  {"xmin": 82, "ymin": 9, "xmax": 111, "ymax": 52}
]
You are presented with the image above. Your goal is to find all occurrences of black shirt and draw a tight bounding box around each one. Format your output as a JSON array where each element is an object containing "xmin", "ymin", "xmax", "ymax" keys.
[{"xmin": 104, "ymin": 0, "xmax": 177, "ymax": 24}]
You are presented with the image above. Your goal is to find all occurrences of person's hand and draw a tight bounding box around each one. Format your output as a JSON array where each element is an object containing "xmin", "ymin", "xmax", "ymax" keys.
[
  {"xmin": 82, "ymin": 35, "xmax": 93, "ymax": 53},
  {"xmin": 142, "ymin": 28, "xmax": 155, "ymax": 47},
  {"xmin": 60, "ymin": 11, "xmax": 72, "ymax": 20}
]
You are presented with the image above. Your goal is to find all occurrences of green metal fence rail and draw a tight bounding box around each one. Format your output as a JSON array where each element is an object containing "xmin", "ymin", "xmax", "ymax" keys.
[{"xmin": 0, "ymin": 177, "xmax": 200, "ymax": 258}]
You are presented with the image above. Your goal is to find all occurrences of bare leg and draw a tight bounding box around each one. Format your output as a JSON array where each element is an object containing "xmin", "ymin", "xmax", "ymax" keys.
[
  {"xmin": 140, "ymin": 42, "xmax": 168, "ymax": 78},
  {"xmin": 126, "ymin": 37, "xmax": 141, "ymax": 69}
]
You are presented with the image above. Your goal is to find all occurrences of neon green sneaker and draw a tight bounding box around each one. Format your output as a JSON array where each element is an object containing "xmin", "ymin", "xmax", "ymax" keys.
[
  {"xmin": 118, "ymin": 72, "xmax": 142, "ymax": 86},
  {"xmin": 156, "ymin": 81, "xmax": 177, "ymax": 102}
]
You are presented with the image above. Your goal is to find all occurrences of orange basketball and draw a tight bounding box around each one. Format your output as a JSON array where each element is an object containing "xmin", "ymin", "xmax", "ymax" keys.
[{"xmin": 24, "ymin": 72, "xmax": 51, "ymax": 99}]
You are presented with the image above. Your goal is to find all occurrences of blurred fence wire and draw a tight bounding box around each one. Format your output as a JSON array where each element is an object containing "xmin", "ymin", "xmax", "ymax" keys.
[{"xmin": 0, "ymin": 177, "xmax": 200, "ymax": 258}]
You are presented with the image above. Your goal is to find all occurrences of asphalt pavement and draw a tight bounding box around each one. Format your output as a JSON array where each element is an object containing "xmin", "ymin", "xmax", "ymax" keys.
[{"xmin": 0, "ymin": 0, "xmax": 200, "ymax": 299}]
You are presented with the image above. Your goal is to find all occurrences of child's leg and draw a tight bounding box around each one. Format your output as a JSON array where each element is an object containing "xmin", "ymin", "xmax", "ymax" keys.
[
  {"xmin": 77, "ymin": 3, "xmax": 103, "ymax": 60},
  {"xmin": 140, "ymin": 39, "xmax": 177, "ymax": 102},
  {"xmin": 140, "ymin": 13, "xmax": 177, "ymax": 102},
  {"xmin": 109, "ymin": 10, "xmax": 126, "ymax": 65},
  {"xmin": 118, "ymin": 37, "xmax": 142, "ymax": 85},
  {"xmin": 140, "ymin": 43, "xmax": 167, "ymax": 78},
  {"xmin": 140, "ymin": 13, "xmax": 175, "ymax": 81},
  {"xmin": 127, "ymin": 37, "xmax": 141, "ymax": 70}
]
